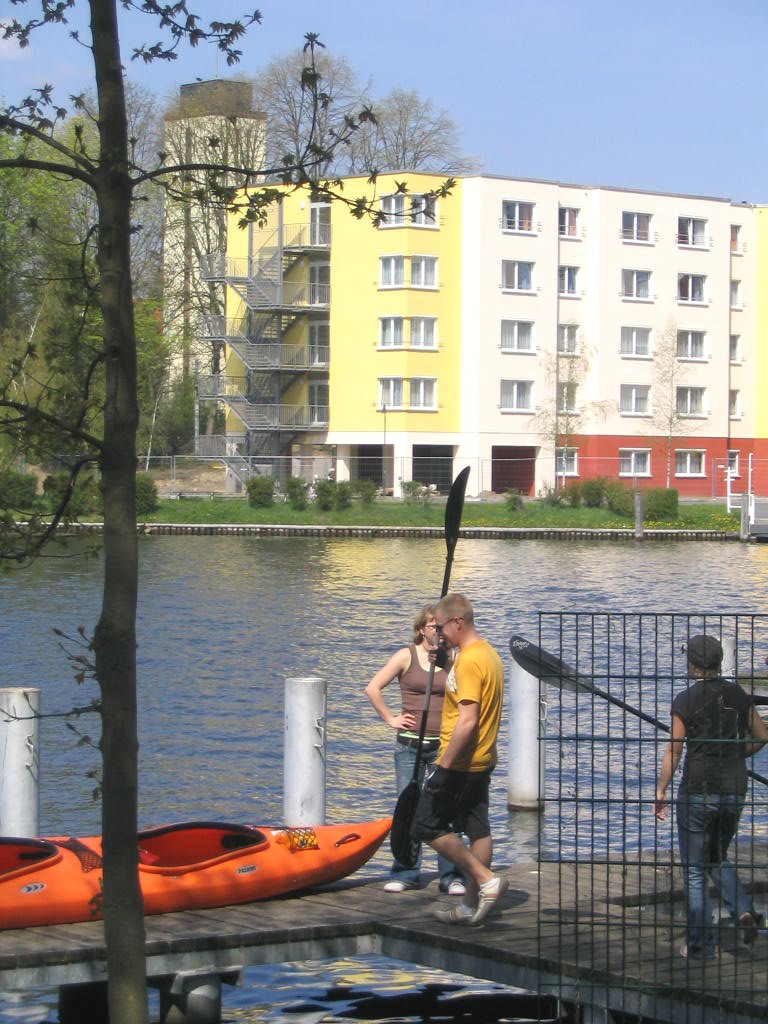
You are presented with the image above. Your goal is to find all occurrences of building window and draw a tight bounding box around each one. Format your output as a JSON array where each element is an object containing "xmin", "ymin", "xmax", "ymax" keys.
[
  {"xmin": 676, "ymin": 386, "xmax": 706, "ymax": 416},
  {"xmin": 622, "ymin": 211, "xmax": 651, "ymax": 242},
  {"xmin": 675, "ymin": 450, "xmax": 705, "ymax": 476},
  {"xmin": 621, "ymin": 269, "xmax": 651, "ymax": 299},
  {"xmin": 676, "ymin": 330, "xmax": 706, "ymax": 360},
  {"xmin": 729, "ymin": 389, "xmax": 741, "ymax": 418},
  {"xmin": 620, "ymin": 384, "xmax": 650, "ymax": 415},
  {"xmin": 410, "ymin": 255, "xmax": 437, "ymax": 288},
  {"xmin": 501, "ymin": 320, "xmax": 534, "ymax": 352},
  {"xmin": 500, "ymin": 379, "xmax": 534, "ymax": 412},
  {"xmin": 728, "ymin": 450, "xmax": 740, "ymax": 477},
  {"xmin": 380, "ymin": 255, "xmax": 405, "ymax": 287},
  {"xmin": 559, "ymin": 207, "xmax": 579, "ymax": 238},
  {"xmin": 409, "ymin": 377, "xmax": 437, "ymax": 409},
  {"xmin": 309, "ymin": 263, "xmax": 330, "ymax": 305},
  {"xmin": 308, "ymin": 322, "xmax": 329, "ymax": 365},
  {"xmin": 730, "ymin": 335, "xmax": 741, "ymax": 363},
  {"xmin": 730, "ymin": 280, "xmax": 742, "ymax": 307},
  {"xmin": 378, "ymin": 377, "xmax": 403, "ymax": 409},
  {"xmin": 558, "ymin": 265, "xmax": 579, "ymax": 296},
  {"xmin": 502, "ymin": 260, "xmax": 534, "ymax": 292},
  {"xmin": 731, "ymin": 224, "xmax": 742, "ymax": 254},
  {"xmin": 379, "ymin": 317, "xmax": 404, "ymax": 348},
  {"xmin": 619, "ymin": 449, "xmax": 650, "ymax": 476},
  {"xmin": 677, "ymin": 274, "xmax": 706, "ymax": 304},
  {"xmin": 410, "ymin": 193, "xmax": 437, "ymax": 226},
  {"xmin": 555, "ymin": 447, "xmax": 578, "ymax": 476},
  {"xmin": 410, "ymin": 317, "xmax": 436, "ymax": 349},
  {"xmin": 379, "ymin": 194, "xmax": 406, "ymax": 226},
  {"xmin": 677, "ymin": 216, "xmax": 708, "ymax": 247},
  {"xmin": 558, "ymin": 324, "xmax": 578, "ymax": 354},
  {"xmin": 620, "ymin": 326, "xmax": 651, "ymax": 357},
  {"xmin": 308, "ymin": 381, "xmax": 329, "ymax": 424},
  {"xmin": 557, "ymin": 381, "xmax": 578, "ymax": 414},
  {"xmin": 502, "ymin": 200, "xmax": 535, "ymax": 232}
]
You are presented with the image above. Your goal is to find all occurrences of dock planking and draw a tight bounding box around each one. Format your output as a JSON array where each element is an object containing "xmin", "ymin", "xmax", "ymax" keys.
[{"xmin": 1, "ymin": 861, "xmax": 767, "ymax": 1023}]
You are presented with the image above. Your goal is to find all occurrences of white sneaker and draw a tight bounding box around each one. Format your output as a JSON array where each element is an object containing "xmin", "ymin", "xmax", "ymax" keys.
[
  {"xmin": 471, "ymin": 875, "xmax": 508, "ymax": 925},
  {"xmin": 383, "ymin": 879, "xmax": 418, "ymax": 893},
  {"xmin": 447, "ymin": 880, "xmax": 466, "ymax": 896},
  {"xmin": 433, "ymin": 902, "xmax": 473, "ymax": 925}
]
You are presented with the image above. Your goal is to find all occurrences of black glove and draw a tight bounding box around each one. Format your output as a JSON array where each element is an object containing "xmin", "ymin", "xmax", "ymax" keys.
[{"xmin": 425, "ymin": 765, "xmax": 450, "ymax": 795}]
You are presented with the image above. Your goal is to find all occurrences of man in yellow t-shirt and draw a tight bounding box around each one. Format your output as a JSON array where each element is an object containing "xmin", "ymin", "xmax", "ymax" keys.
[{"xmin": 411, "ymin": 593, "xmax": 506, "ymax": 926}]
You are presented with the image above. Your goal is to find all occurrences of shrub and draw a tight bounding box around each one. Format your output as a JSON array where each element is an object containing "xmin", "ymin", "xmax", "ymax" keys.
[
  {"xmin": 539, "ymin": 484, "xmax": 562, "ymax": 507},
  {"xmin": 42, "ymin": 471, "xmax": 102, "ymax": 517},
  {"xmin": 604, "ymin": 479, "xmax": 634, "ymax": 517},
  {"xmin": 335, "ymin": 480, "xmax": 353, "ymax": 510},
  {"xmin": 402, "ymin": 479, "xmax": 431, "ymax": 504},
  {"xmin": 644, "ymin": 487, "xmax": 679, "ymax": 521},
  {"xmin": 285, "ymin": 476, "xmax": 309, "ymax": 511},
  {"xmin": 355, "ymin": 479, "xmax": 378, "ymax": 505},
  {"xmin": 505, "ymin": 487, "xmax": 523, "ymax": 512},
  {"xmin": 135, "ymin": 473, "xmax": 158, "ymax": 516},
  {"xmin": 580, "ymin": 477, "xmax": 606, "ymax": 508},
  {"xmin": 564, "ymin": 482, "xmax": 581, "ymax": 508},
  {"xmin": 0, "ymin": 469, "xmax": 38, "ymax": 513},
  {"xmin": 313, "ymin": 478, "xmax": 336, "ymax": 511},
  {"xmin": 246, "ymin": 475, "xmax": 275, "ymax": 508}
]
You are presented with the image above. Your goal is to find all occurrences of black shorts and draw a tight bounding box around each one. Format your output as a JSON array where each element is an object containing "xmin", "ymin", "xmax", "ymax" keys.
[{"xmin": 411, "ymin": 766, "xmax": 492, "ymax": 843}]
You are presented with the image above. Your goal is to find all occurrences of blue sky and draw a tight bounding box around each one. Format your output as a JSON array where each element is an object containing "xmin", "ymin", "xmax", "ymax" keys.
[{"xmin": 2, "ymin": 0, "xmax": 768, "ymax": 202}]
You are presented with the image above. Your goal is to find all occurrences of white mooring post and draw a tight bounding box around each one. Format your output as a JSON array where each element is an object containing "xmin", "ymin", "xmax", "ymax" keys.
[
  {"xmin": 283, "ymin": 676, "xmax": 327, "ymax": 826},
  {"xmin": 0, "ymin": 687, "xmax": 40, "ymax": 836},
  {"xmin": 721, "ymin": 635, "xmax": 737, "ymax": 679},
  {"xmin": 506, "ymin": 659, "xmax": 545, "ymax": 812}
]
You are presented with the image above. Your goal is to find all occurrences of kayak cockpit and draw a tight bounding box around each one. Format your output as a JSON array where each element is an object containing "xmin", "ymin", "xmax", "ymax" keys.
[
  {"xmin": 136, "ymin": 821, "xmax": 269, "ymax": 868},
  {"xmin": 0, "ymin": 837, "xmax": 61, "ymax": 877}
]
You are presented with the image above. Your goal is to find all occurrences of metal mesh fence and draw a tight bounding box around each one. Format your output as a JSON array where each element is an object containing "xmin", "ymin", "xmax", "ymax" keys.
[{"xmin": 524, "ymin": 612, "xmax": 768, "ymax": 1023}]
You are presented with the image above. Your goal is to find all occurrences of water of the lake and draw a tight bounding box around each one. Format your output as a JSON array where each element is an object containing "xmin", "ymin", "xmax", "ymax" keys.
[{"xmin": 2, "ymin": 534, "xmax": 768, "ymax": 1022}]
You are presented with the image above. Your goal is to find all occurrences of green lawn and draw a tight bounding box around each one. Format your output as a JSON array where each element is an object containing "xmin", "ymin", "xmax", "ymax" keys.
[{"xmin": 139, "ymin": 496, "xmax": 740, "ymax": 532}]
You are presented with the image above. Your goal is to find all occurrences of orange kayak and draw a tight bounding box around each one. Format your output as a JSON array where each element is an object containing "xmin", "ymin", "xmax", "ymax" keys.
[{"xmin": 0, "ymin": 818, "xmax": 391, "ymax": 929}]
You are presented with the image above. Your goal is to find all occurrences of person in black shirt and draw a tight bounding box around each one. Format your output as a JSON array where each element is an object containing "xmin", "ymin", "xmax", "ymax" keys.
[{"xmin": 655, "ymin": 634, "xmax": 768, "ymax": 959}]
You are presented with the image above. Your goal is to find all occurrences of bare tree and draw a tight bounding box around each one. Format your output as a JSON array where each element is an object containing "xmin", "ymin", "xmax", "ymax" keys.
[
  {"xmin": 0, "ymin": 8, "xmax": 403, "ymax": 1022},
  {"xmin": 646, "ymin": 318, "xmax": 698, "ymax": 488},
  {"xmin": 347, "ymin": 87, "xmax": 480, "ymax": 175}
]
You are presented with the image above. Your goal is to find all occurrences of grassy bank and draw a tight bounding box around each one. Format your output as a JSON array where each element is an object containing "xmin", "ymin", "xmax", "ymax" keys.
[{"xmin": 139, "ymin": 496, "xmax": 740, "ymax": 532}]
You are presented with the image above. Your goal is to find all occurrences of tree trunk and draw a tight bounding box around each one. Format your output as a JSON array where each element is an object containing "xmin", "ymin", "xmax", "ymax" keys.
[{"xmin": 90, "ymin": 1, "xmax": 148, "ymax": 1021}]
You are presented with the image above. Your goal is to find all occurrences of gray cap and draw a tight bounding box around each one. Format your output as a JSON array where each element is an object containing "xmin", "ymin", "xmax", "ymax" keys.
[{"xmin": 687, "ymin": 634, "xmax": 723, "ymax": 670}]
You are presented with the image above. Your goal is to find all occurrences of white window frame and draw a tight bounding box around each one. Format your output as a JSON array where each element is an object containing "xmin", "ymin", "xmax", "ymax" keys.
[
  {"xmin": 559, "ymin": 207, "xmax": 579, "ymax": 238},
  {"xmin": 620, "ymin": 326, "xmax": 651, "ymax": 357},
  {"xmin": 379, "ymin": 193, "xmax": 406, "ymax": 226},
  {"xmin": 729, "ymin": 335, "xmax": 741, "ymax": 364},
  {"xmin": 308, "ymin": 380, "xmax": 329, "ymax": 425},
  {"xmin": 502, "ymin": 260, "xmax": 534, "ymax": 292},
  {"xmin": 730, "ymin": 280, "xmax": 742, "ymax": 308},
  {"xmin": 410, "ymin": 255, "xmax": 438, "ymax": 289},
  {"xmin": 410, "ymin": 193, "xmax": 437, "ymax": 227},
  {"xmin": 557, "ymin": 381, "xmax": 578, "ymax": 414},
  {"xmin": 379, "ymin": 255, "xmax": 405, "ymax": 287},
  {"xmin": 621, "ymin": 269, "xmax": 651, "ymax": 300},
  {"xmin": 621, "ymin": 211, "xmax": 652, "ymax": 243},
  {"xmin": 619, "ymin": 449, "xmax": 651, "ymax": 477},
  {"xmin": 409, "ymin": 377, "xmax": 437, "ymax": 410},
  {"xmin": 502, "ymin": 200, "xmax": 535, "ymax": 233},
  {"xmin": 378, "ymin": 317, "xmax": 404, "ymax": 349},
  {"xmin": 677, "ymin": 216, "xmax": 708, "ymax": 248},
  {"xmin": 308, "ymin": 321, "xmax": 329, "ymax": 365},
  {"xmin": 500, "ymin": 379, "xmax": 534, "ymax": 412},
  {"xmin": 676, "ymin": 330, "xmax": 706, "ymax": 360},
  {"xmin": 309, "ymin": 263, "xmax": 330, "ymax": 305},
  {"xmin": 558, "ymin": 265, "xmax": 579, "ymax": 296},
  {"xmin": 729, "ymin": 389, "xmax": 741, "ymax": 418},
  {"xmin": 378, "ymin": 376, "xmax": 403, "ymax": 409},
  {"xmin": 676, "ymin": 386, "xmax": 706, "ymax": 417},
  {"xmin": 675, "ymin": 450, "xmax": 706, "ymax": 477},
  {"xmin": 500, "ymin": 320, "xmax": 534, "ymax": 353},
  {"xmin": 620, "ymin": 384, "xmax": 650, "ymax": 416},
  {"xmin": 409, "ymin": 317, "xmax": 437, "ymax": 349},
  {"xmin": 728, "ymin": 450, "xmax": 740, "ymax": 477},
  {"xmin": 731, "ymin": 224, "xmax": 743, "ymax": 255},
  {"xmin": 555, "ymin": 447, "xmax": 579, "ymax": 476},
  {"xmin": 677, "ymin": 274, "xmax": 707, "ymax": 304},
  {"xmin": 558, "ymin": 324, "xmax": 578, "ymax": 355}
]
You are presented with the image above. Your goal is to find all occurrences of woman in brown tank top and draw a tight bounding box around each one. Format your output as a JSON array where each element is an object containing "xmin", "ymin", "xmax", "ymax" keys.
[{"xmin": 365, "ymin": 605, "xmax": 465, "ymax": 894}]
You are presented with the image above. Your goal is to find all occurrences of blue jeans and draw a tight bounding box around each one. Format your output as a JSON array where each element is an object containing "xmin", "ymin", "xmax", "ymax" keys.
[
  {"xmin": 677, "ymin": 791, "xmax": 753, "ymax": 957},
  {"xmin": 392, "ymin": 742, "xmax": 463, "ymax": 887}
]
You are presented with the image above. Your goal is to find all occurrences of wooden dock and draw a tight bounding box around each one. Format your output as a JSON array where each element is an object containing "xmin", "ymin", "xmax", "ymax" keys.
[{"xmin": 1, "ymin": 860, "xmax": 767, "ymax": 1023}]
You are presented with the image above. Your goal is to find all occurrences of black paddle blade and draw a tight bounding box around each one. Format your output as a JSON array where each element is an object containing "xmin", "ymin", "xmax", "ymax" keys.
[
  {"xmin": 440, "ymin": 466, "xmax": 470, "ymax": 597},
  {"xmin": 390, "ymin": 780, "xmax": 421, "ymax": 868},
  {"xmin": 509, "ymin": 634, "xmax": 583, "ymax": 693}
]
